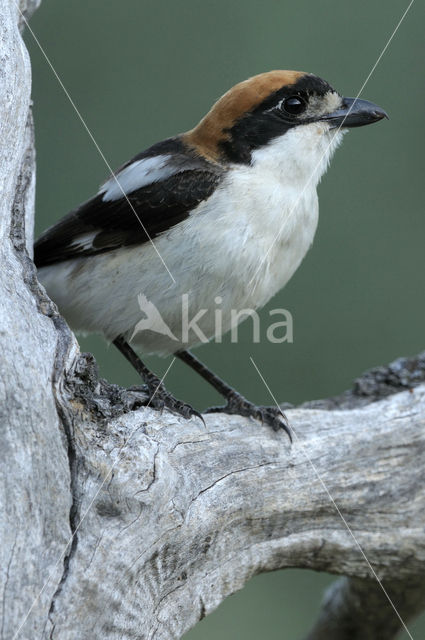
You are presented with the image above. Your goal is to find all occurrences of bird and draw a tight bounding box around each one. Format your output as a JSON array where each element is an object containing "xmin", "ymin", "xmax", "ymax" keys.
[{"xmin": 34, "ymin": 70, "xmax": 387, "ymax": 437}]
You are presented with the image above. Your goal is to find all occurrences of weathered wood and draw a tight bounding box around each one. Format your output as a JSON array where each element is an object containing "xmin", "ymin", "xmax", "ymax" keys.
[
  {"xmin": 0, "ymin": 2, "xmax": 73, "ymax": 639},
  {"xmin": 42, "ymin": 357, "xmax": 424, "ymax": 639},
  {"xmin": 1, "ymin": 2, "xmax": 424, "ymax": 639}
]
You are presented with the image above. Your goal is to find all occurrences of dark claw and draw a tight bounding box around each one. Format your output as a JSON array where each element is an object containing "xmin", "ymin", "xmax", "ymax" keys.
[
  {"xmin": 147, "ymin": 382, "xmax": 205, "ymax": 425},
  {"xmin": 205, "ymin": 393, "xmax": 292, "ymax": 442},
  {"xmin": 112, "ymin": 339, "xmax": 205, "ymax": 425},
  {"xmin": 254, "ymin": 405, "xmax": 292, "ymax": 441}
]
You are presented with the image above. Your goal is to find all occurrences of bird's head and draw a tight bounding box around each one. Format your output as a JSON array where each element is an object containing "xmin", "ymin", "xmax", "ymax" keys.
[{"xmin": 185, "ymin": 70, "xmax": 387, "ymax": 179}]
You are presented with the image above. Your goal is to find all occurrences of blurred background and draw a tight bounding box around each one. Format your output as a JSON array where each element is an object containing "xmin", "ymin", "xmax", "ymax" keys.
[{"xmin": 26, "ymin": 0, "xmax": 424, "ymax": 637}]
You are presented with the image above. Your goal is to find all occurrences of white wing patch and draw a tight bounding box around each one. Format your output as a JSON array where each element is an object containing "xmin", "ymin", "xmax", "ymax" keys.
[
  {"xmin": 100, "ymin": 154, "xmax": 175, "ymax": 202},
  {"xmin": 69, "ymin": 231, "xmax": 97, "ymax": 250}
]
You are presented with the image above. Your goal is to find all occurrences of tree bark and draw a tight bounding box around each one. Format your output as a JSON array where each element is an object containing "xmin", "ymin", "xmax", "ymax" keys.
[{"xmin": 1, "ymin": 2, "xmax": 424, "ymax": 639}]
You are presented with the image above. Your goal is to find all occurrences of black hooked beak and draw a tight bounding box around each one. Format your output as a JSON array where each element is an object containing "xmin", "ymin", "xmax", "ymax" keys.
[{"xmin": 322, "ymin": 97, "xmax": 388, "ymax": 129}]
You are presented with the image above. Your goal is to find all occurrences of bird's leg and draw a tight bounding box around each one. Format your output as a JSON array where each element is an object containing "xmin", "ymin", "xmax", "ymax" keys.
[
  {"xmin": 176, "ymin": 350, "xmax": 291, "ymax": 440},
  {"xmin": 113, "ymin": 337, "xmax": 203, "ymax": 422}
]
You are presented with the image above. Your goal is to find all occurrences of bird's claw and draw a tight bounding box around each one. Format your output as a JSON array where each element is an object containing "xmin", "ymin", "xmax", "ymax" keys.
[
  {"xmin": 147, "ymin": 383, "xmax": 205, "ymax": 425},
  {"xmin": 205, "ymin": 393, "xmax": 291, "ymax": 441}
]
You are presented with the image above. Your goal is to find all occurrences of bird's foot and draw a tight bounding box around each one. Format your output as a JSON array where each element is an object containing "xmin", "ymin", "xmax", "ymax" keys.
[
  {"xmin": 144, "ymin": 377, "xmax": 205, "ymax": 424},
  {"xmin": 205, "ymin": 391, "xmax": 291, "ymax": 441}
]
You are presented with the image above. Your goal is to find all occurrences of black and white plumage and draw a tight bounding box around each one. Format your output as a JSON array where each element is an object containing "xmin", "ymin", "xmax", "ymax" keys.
[
  {"xmin": 35, "ymin": 70, "xmax": 387, "ymax": 431},
  {"xmin": 35, "ymin": 138, "xmax": 223, "ymax": 264}
]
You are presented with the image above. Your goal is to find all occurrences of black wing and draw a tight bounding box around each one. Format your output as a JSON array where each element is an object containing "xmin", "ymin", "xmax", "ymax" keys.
[{"xmin": 34, "ymin": 137, "xmax": 223, "ymax": 268}]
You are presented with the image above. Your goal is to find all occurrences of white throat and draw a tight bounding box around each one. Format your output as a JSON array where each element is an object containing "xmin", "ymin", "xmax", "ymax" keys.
[{"xmin": 250, "ymin": 122, "xmax": 346, "ymax": 188}]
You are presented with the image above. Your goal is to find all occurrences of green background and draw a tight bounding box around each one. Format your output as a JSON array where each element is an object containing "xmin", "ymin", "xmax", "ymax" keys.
[{"xmin": 26, "ymin": 1, "xmax": 424, "ymax": 637}]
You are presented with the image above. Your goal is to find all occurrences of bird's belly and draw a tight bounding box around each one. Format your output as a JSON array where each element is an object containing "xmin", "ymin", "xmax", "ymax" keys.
[
  {"xmin": 236, "ymin": 193, "xmax": 319, "ymax": 311},
  {"xmin": 180, "ymin": 180, "xmax": 320, "ymax": 314},
  {"xmin": 131, "ymin": 182, "xmax": 319, "ymax": 351}
]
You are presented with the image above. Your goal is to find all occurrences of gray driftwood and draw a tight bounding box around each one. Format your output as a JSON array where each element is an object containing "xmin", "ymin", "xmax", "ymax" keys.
[{"xmin": 1, "ymin": 2, "xmax": 424, "ymax": 639}]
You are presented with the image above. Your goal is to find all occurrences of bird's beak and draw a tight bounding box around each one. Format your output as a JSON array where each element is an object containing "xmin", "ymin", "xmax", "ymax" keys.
[{"xmin": 322, "ymin": 97, "xmax": 388, "ymax": 129}]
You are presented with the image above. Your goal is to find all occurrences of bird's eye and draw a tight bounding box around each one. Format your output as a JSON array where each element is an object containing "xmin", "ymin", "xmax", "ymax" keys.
[{"xmin": 282, "ymin": 95, "xmax": 307, "ymax": 115}]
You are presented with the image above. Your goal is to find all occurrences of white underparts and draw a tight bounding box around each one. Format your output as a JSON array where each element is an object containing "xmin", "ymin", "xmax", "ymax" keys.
[{"xmin": 39, "ymin": 123, "xmax": 345, "ymax": 355}]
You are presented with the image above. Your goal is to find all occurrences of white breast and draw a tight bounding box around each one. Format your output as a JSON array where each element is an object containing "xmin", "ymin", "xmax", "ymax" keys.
[{"xmin": 210, "ymin": 156, "xmax": 320, "ymax": 312}]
